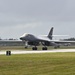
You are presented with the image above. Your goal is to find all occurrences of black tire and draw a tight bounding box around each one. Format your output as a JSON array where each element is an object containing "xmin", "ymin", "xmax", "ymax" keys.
[
  {"xmin": 32, "ymin": 47, "xmax": 37, "ymax": 50},
  {"xmin": 45, "ymin": 47, "xmax": 47, "ymax": 50},
  {"xmin": 42, "ymin": 47, "xmax": 47, "ymax": 50},
  {"xmin": 42, "ymin": 47, "xmax": 44, "ymax": 50},
  {"xmin": 32, "ymin": 47, "xmax": 34, "ymax": 50},
  {"xmin": 34, "ymin": 47, "xmax": 37, "ymax": 50}
]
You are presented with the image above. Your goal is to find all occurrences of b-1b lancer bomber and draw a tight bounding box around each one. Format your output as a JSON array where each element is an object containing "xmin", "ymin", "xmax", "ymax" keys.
[{"xmin": 20, "ymin": 27, "xmax": 75, "ymax": 50}]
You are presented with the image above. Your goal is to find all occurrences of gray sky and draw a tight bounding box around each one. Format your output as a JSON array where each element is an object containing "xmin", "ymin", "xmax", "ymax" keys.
[{"xmin": 0, "ymin": 0, "xmax": 75, "ymax": 39}]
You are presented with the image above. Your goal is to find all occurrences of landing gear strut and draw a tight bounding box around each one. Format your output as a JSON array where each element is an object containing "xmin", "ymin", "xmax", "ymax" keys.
[{"xmin": 24, "ymin": 41, "xmax": 28, "ymax": 49}]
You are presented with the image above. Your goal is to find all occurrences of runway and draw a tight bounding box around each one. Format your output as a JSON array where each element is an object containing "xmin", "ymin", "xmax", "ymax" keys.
[{"xmin": 0, "ymin": 49, "xmax": 75, "ymax": 55}]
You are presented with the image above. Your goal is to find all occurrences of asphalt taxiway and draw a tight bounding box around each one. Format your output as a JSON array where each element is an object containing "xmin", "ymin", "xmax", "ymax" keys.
[{"xmin": 0, "ymin": 49, "xmax": 75, "ymax": 55}]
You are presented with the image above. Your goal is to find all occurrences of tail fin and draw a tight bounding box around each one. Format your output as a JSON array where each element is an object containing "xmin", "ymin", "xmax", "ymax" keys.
[{"xmin": 48, "ymin": 27, "xmax": 54, "ymax": 40}]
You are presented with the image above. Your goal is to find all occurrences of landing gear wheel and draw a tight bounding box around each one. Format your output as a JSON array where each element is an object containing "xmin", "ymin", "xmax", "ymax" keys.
[
  {"xmin": 32, "ymin": 47, "xmax": 37, "ymax": 50},
  {"xmin": 42, "ymin": 47, "xmax": 47, "ymax": 50}
]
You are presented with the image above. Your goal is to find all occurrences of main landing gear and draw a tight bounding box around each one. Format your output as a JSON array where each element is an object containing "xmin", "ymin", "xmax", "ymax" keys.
[
  {"xmin": 42, "ymin": 47, "xmax": 47, "ymax": 50},
  {"xmin": 32, "ymin": 46, "xmax": 37, "ymax": 50},
  {"xmin": 32, "ymin": 46, "xmax": 47, "ymax": 50}
]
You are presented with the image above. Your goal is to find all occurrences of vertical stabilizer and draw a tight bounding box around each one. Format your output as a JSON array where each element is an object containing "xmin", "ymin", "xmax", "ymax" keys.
[{"xmin": 48, "ymin": 27, "xmax": 53, "ymax": 40}]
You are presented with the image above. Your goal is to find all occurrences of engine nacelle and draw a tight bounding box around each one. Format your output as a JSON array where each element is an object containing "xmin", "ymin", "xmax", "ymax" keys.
[
  {"xmin": 28, "ymin": 41, "xmax": 39, "ymax": 46},
  {"xmin": 42, "ymin": 42, "xmax": 50, "ymax": 46}
]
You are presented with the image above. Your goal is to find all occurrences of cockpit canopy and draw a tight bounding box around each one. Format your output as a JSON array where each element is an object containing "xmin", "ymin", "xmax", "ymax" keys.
[
  {"xmin": 21, "ymin": 33, "xmax": 30, "ymax": 37},
  {"xmin": 21, "ymin": 33, "xmax": 35, "ymax": 37}
]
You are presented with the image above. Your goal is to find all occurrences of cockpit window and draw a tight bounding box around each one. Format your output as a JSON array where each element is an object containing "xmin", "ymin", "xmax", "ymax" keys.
[
  {"xmin": 21, "ymin": 33, "xmax": 34, "ymax": 37},
  {"xmin": 21, "ymin": 33, "xmax": 28, "ymax": 37},
  {"xmin": 20, "ymin": 33, "xmax": 36, "ymax": 39}
]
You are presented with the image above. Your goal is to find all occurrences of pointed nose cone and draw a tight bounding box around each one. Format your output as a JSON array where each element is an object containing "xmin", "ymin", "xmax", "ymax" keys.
[
  {"xmin": 20, "ymin": 37, "xmax": 23, "ymax": 40},
  {"xmin": 20, "ymin": 36, "xmax": 24, "ymax": 40}
]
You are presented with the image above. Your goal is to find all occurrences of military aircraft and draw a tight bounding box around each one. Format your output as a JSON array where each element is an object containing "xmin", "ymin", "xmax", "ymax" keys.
[{"xmin": 20, "ymin": 27, "xmax": 75, "ymax": 50}]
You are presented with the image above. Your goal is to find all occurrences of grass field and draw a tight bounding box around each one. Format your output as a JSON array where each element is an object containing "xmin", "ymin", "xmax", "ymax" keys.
[{"xmin": 0, "ymin": 53, "xmax": 75, "ymax": 75}]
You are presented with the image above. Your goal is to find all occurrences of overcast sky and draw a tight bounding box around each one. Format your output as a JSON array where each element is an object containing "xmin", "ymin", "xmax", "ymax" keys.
[{"xmin": 0, "ymin": 0, "xmax": 75, "ymax": 39}]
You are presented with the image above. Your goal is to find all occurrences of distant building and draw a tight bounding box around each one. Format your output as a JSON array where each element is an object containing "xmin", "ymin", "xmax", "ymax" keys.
[{"xmin": 0, "ymin": 40, "xmax": 25, "ymax": 46}]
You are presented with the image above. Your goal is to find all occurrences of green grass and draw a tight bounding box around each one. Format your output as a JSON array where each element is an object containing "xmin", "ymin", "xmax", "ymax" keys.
[{"xmin": 0, "ymin": 53, "xmax": 75, "ymax": 75}]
